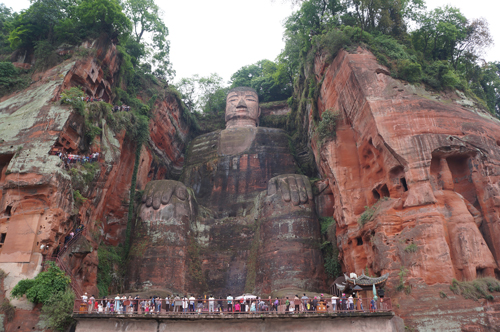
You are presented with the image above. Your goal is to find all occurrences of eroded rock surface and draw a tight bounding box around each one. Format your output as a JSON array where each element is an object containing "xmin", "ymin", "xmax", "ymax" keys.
[{"xmin": 309, "ymin": 48, "xmax": 500, "ymax": 330}]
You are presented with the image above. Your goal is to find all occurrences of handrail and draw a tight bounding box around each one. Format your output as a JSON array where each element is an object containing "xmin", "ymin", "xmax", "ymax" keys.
[
  {"xmin": 58, "ymin": 229, "xmax": 84, "ymax": 258},
  {"xmin": 73, "ymin": 297, "xmax": 392, "ymax": 315}
]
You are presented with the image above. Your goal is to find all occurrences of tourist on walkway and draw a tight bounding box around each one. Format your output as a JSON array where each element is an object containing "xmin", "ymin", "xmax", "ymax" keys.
[
  {"xmin": 341, "ymin": 293, "xmax": 347, "ymax": 311},
  {"xmin": 273, "ymin": 297, "xmax": 279, "ymax": 312},
  {"xmin": 331, "ymin": 296, "xmax": 338, "ymax": 311},
  {"xmin": 234, "ymin": 302, "xmax": 241, "ymax": 312},
  {"xmin": 348, "ymin": 295, "xmax": 354, "ymax": 310},
  {"xmin": 250, "ymin": 302, "xmax": 256, "ymax": 313},
  {"xmin": 182, "ymin": 295, "xmax": 188, "ymax": 312},
  {"xmin": 173, "ymin": 294, "xmax": 181, "ymax": 312},
  {"xmin": 227, "ymin": 294, "xmax": 233, "ymax": 312},
  {"xmin": 133, "ymin": 295, "xmax": 139, "ymax": 313},
  {"xmin": 208, "ymin": 295, "xmax": 215, "ymax": 313},
  {"xmin": 301, "ymin": 293, "xmax": 308, "ymax": 312},
  {"xmin": 157, "ymin": 296, "xmax": 162, "ymax": 313},
  {"xmin": 115, "ymin": 294, "xmax": 121, "ymax": 314},
  {"xmin": 165, "ymin": 295, "xmax": 170, "ymax": 313},
  {"xmin": 285, "ymin": 297, "xmax": 290, "ymax": 313},
  {"xmin": 217, "ymin": 297, "xmax": 223, "ymax": 313},
  {"xmin": 294, "ymin": 295, "xmax": 300, "ymax": 313},
  {"xmin": 189, "ymin": 294, "xmax": 195, "ymax": 312},
  {"xmin": 312, "ymin": 296, "xmax": 318, "ymax": 311}
]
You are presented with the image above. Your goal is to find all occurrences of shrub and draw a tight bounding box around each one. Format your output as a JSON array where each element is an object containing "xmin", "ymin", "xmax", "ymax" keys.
[
  {"xmin": 397, "ymin": 60, "xmax": 422, "ymax": 83},
  {"xmin": 404, "ymin": 243, "xmax": 418, "ymax": 253},
  {"xmin": 11, "ymin": 261, "xmax": 70, "ymax": 304},
  {"xmin": 450, "ymin": 277, "xmax": 500, "ymax": 301},
  {"xmin": 358, "ymin": 205, "xmax": 376, "ymax": 227},
  {"xmin": 97, "ymin": 245, "xmax": 123, "ymax": 297},
  {"xmin": 319, "ymin": 216, "xmax": 335, "ymax": 236},
  {"xmin": 396, "ymin": 266, "xmax": 411, "ymax": 294},
  {"xmin": 60, "ymin": 87, "xmax": 85, "ymax": 115},
  {"xmin": 39, "ymin": 288, "xmax": 75, "ymax": 331},
  {"xmin": 317, "ymin": 109, "xmax": 339, "ymax": 141},
  {"xmin": 73, "ymin": 190, "xmax": 87, "ymax": 207}
]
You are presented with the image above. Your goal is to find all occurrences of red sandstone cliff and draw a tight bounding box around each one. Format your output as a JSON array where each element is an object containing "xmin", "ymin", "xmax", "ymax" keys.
[
  {"xmin": 308, "ymin": 47, "xmax": 500, "ymax": 330},
  {"xmin": 0, "ymin": 40, "xmax": 191, "ymax": 330}
]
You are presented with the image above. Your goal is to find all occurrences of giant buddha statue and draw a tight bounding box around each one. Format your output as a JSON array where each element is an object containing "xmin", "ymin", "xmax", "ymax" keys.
[{"xmin": 127, "ymin": 87, "xmax": 326, "ymax": 296}]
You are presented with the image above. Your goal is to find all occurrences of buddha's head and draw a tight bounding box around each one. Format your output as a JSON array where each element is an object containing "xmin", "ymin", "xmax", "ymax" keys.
[{"xmin": 225, "ymin": 87, "xmax": 261, "ymax": 128}]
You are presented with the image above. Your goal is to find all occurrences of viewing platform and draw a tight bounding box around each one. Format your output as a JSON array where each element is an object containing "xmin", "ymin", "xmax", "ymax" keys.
[{"xmin": 72, "ymin": 298, "xmax": 400, "ymax": 332}]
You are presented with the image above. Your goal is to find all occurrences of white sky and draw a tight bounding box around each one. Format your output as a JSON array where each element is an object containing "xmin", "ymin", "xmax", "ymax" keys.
[{"xmin": 3, "ymin": 0, "xmax": 500, "ymax": 85}]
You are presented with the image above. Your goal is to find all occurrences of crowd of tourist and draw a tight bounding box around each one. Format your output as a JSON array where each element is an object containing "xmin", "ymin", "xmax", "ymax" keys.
[
  {"xmin": 79, "ymin": 292, "xmax": 382, "ymax": 315},
  {"xmin": 57, "ymin": 151, "xmax": 100, "ymax": 165}
]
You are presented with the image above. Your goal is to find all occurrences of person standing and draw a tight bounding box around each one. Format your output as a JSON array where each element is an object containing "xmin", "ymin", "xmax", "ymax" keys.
[
  {"xmin": 114, "ymin": 294, "xmax": 121, "ymax": 314},
  {"xmin": 301, "ymin": 293, "xmax": 308, "ymax": 312},
  {"xmin": 285, "ymin": 297, "xmax": 290, "ymax": 313},
  {"xmin": 133, "ymin": 295, "xmax": 139, "ymax": 314},
  {"xmin": 348, "ymin": 295, "xmax": 354, "ymax": 310},
  {"xmin": 89, "ymin": 294, "xmax": 95, "ymax": 313},
  {"xmin": 217, "ymin": 297, "xmax": 223, "ymax": 313},
  {"xmin": 227, "ymin": 294, "xmax": 233, "ymax": 312},
  {"xmin": 157, "ymin": 296, "xmax": 162, "ymax": 313},
  {"xmin": 174, "ymin": 294, "xmax": 181, "ymax": 312},
  {"xmin": 182, "ymin": 295, "xmax": 188, "ymax": 313},
  {"xmin": 294, "ymin": 295, "xmax": 300, "ymax": 313},
  {"xmin": 331, "ymin": 296, "xmax": 337, "ymax": 311},
  {"xmin": 165, "ymin": 295, "xmax": 170, "ymax": 313},
  {"xmin": 273, "ymin": 297, "xmax": 279, "ymax": 312},
  {"xmin": 208, "ymin": 295, "xmax": 215, "ymax": 313},
  {"xmin": 189, "ymin": 294, "xmax": 195, "ymax": 312}
]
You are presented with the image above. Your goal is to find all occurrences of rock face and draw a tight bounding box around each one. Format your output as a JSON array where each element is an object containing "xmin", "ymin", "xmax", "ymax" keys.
[
  {"xmin": 309, "ymin": 48, "xmax": 500, "ymax": 329},
  {"xmin": 0, "ymin": 40, "xmax": 191, "ymax": 329}
]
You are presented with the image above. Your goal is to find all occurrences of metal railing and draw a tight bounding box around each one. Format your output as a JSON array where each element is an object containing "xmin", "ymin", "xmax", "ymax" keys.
[{"xmin": 73, "ymin": 297, "xmax": 392, "ymax": 315}]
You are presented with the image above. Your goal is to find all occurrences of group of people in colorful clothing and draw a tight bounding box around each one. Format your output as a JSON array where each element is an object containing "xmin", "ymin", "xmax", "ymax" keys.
[{"xmin": 80, "ymin": 292, "xmax": 381, "ymax": 314}]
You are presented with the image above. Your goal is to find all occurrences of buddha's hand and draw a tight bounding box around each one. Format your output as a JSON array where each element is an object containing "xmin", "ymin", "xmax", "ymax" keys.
[
  {"xmin": 267, "ymin": 174, "xmax": 314, "ymax": 206},
  {"xmin": 141, "ymin": 180, "xmax": 190, "ymax": 210}
]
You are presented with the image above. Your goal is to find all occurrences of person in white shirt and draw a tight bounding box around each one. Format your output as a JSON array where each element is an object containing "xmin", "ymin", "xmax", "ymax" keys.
[
  {"xmin": 331, "ymin": 296, "xmax": 338, "ymax": 311},
  {"xmin": 182, "ymin": 295, "xmax": 188, "ymax": 312},
  {"xmin": 209, "ymin": 295, "xmax": 215, "ymax": 313},
  {"xmin": 189, "ymin": 295, "xmax": 195, "ymax": 312},
  {"xmin": 115, "ymin": 294, "xmax": 121, "ymax": 314}
]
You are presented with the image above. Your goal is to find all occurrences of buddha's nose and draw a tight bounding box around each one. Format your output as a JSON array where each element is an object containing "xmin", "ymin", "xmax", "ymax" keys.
[{"xmin": 236, "ymin": 98, "xmax": 247, "ymax": 108}]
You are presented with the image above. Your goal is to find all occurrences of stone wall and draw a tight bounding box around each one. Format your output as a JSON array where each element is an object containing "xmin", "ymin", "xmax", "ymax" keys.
[{"xmin": 75, "ymin": 314, "xmax": 402, "ymax": 332}]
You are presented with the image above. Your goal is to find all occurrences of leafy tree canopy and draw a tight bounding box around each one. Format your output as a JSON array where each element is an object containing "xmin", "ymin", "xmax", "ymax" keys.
[
  {"xmin": 230, "ymin": 59, "xmax": 292, "ymax": 103},
  {"xmin": 11, "ymin": 262, "xmax": 71, "ymax": 304}
]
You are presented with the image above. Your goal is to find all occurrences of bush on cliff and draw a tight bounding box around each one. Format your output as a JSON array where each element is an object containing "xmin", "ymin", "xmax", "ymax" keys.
[
  {"xmin": 11, "ymin": 262, "xmax": 74, "ymax": 330},
  {"xmin": 450, "ymin": 277, "xmax": 500, "ymax": 301},
  {"xmin": 39, "ymin": 288, "xmax": 75, "ymax": 331},
  {"xmin": 11, "ymin": 262, "xmax": 71, "ymax": 304}
]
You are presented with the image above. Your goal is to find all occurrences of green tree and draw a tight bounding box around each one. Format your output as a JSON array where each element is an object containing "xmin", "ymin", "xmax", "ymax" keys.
[
  {"xmin": 76, "ymin": 0, "xmax": 131, "ymax": 39},
  {"xmin": 124, "ymin": 0, "xmax": 172, "ymax": 79},
  {"xmin": 11, "ymin": 262, "xmax": 71, "ymax": 304},
  {"xmin": 230, "ymin": 59, "xmax": 292, "ymax": 102},
  {"xmin": 0, "ymin": 3, "xmax": 13, "ymax": 52},
  {"xmin": 412, "ymin": 6, "xmax": 468, "ymax": 62},
  {"xmin": 39, "ymin": 288, "xmax": 75, "ymax": 331},
  {"xmin": 8, "ymin": 0, "xmax": 72, "ymax": 49},
  {"xmin": 176, "ymin": 73, "xmax": 227, "ymax": 114}
]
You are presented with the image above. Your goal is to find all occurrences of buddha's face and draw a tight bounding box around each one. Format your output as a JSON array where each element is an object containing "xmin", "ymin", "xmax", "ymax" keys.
[{"xmin": 225, "ymin": 89, "xmax": 260, "ymax": 127}]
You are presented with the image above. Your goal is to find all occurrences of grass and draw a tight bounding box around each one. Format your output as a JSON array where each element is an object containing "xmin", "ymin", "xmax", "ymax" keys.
[
  {"xmin": 358, "ymin": 205, "xmax": 376, "ymax": 227},
  {"xmin": 449, "ymin": 277, "xmax": 500, "ymax": 301},
  {"xmin": 404, "ymin": 243, "xmax": 418, "ymax": 253}
]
